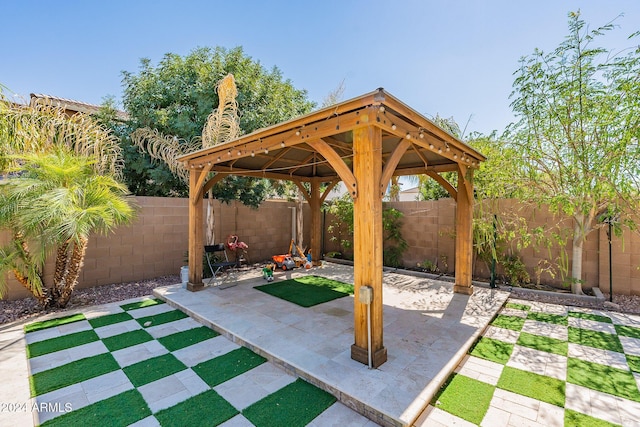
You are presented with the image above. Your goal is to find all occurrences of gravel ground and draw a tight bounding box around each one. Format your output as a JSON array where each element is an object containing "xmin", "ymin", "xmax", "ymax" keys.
[{"xmin": 1, "ymin": 268, "xmax": 638, "ymax": 325}]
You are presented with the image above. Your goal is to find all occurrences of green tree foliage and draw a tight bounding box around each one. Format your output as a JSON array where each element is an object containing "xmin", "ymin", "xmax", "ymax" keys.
[
  {"xmin": 0, "ymin": 149, "xmax": 135, "ymax": 308},
  {"xmin": 119, "ymin": 46, "xmax": 315, "ymax": 200},
  {"xmin": 324, "ymin": 194, "xmax": 408, "ymax": 267},
  {"xmin": 506, "ymin": 11, "xmax": 640, "ymax": 293}
]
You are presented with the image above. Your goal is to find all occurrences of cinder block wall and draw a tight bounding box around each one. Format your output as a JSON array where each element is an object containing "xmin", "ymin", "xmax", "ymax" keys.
[
  {"xmin": 1, "ymin": 197, "xmax": 308, "ymax": 301},
  {"xmin": 2, "ymin": 196, "xmax": 638, "ymax": 301}
]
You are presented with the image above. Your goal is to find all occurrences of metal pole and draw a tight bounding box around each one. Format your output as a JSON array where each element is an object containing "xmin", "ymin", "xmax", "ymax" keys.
[
  {"xmin": 608, "ymin": 220, "xmax": 613, "ymax": 303},
  {"xmin": 490, "ymin": 214, "xmax": 497, "ymax": 289}
]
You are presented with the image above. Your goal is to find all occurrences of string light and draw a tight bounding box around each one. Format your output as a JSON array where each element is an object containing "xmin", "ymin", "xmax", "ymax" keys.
[
  {"xmin": 295, "ymin": 130, "xmax": 301, "ymax": 136},
  {"xmin": 379, "ymin": 106, "xmax": 385, "ymax": 112},
  {"xmin": 391, "ymin": 124, "xmax": 397, "ymax": 130},
  {"xmin": 264, "ymin": 149, "xmax": 269, "ymax": 154},
  {"xmin": 251, "ymin": 151, "xmax": 255, "ymax": 157},
  {"xmin": 405, "ymin": 133, "xmax": 411, "ymax": 139},
  {"xmin": 281, "ymin": 141, "xmax": 285, "ymax": 147},
  {"xmin": 429, "ymin": 143, "xmax": 434, "ymax": 149},
  {"xmin": 419, "ymin": 131, "xmax": 425, "ymax": 138}
]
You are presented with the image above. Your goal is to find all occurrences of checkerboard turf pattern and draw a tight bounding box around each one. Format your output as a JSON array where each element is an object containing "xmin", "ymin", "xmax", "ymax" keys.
[
  {"xmin": 25, "ymin": 298, "xmax": 343, "ymax": 426},
  {"xmin": 432, "ymin": 299, "xmax": 640, "ymax": 426}
]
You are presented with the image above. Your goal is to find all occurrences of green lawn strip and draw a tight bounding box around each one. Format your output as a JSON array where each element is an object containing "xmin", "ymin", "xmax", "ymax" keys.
[
  {"xmin": 123, "ymin": 353, "xmax": 187, "ymax": 387},
  {"xmin": 505, "ymin": 302, "xmax": 530, "ymax": 311},
  {"xmin": 27, "ymin": 330, "xmax": 99, "ymax": 358},
  {"xmin": 567, "ymin": 358, "xmax": 640, "ymax": 402},
  {"xmin": 40, "ymin": 389, "xmax": 151, "ymax": 427},
  {"xmin": 615, "ymin": 324, "xmax": 640, "ymax": 339},
  {"xmin": 568, "ymin": 311, "xmax": 612, "ymax": 324},
  {"xmin": 627, "ymin": 354, "xmax": 640, "ymax": 373},
  {"xmin": 469, "ymin": 337, "xmax": 514, "ymax": 364},
  {"xmin": 430, "ymin": 373, "xmax": 495, "ymax": 425},
  {"xmin": 516, "ymin": 331, "xmax": 568, "ymax": 356},
  {"xmin": 88, "ymin": 312, "xmax": 133, "ymax": 329},
  {"xmin": 526, "ymin": 311, "xmax": 568, "ymax": 326},
  {"xmin": 490, "ymin": 315, "xmax": 525, "ymax": 331},
  {"xmin": 242, "ymin": 378, "xmax": 336, "ymax": 427},
  {"xmin": 30, "ymin": 353, "xmax": 119, "ymax": 397},
  {"xmin": 568, "ymin": 327, "xmax": 623, "ymax": 353},
  {"xmin": 158, "ymin": 326, "xmax": 219, "ymax": 352},
  {"xmin": 101, "ymin": 329, "xmax": 154, "ymax": 352},
  {"xmin": 24, "ymin": 313, "xmax": 86, "ymax": 333},
  {"xmin": 120, "ymin": 298, "xmax": 165, "ymax": 311},
  {"xmin": 155, "ymin": 389, "xmax": 238, "ymax": 427},
  {"xmin": 254, "ymin": 275, "xmax": 353, "ymax": 308},
  {"xmin": 564, "ymin": 409, "xmax": 621, "ymax": 427},
  {"xmin": 135, "ymin": 309, "xmax": 188, "ymax": 328},
  {"xmin": 497, "ymin": 366, "xmax": 565, "ymax": 407},
  {"xmin": 193, "ymin": 347, "xmax": 266, "ymax": 387}
]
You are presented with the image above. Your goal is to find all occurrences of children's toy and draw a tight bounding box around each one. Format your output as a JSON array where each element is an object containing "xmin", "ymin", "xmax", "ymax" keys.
[
  {"xmin": 272, "ymin": 254, "xmax": 296, "ymax": 271},
  {"xmin": 262, "ymin": 263, "xmax": 274, "ymax": 281}
]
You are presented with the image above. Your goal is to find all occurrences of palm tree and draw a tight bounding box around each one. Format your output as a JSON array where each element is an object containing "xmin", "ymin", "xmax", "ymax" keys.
[{"xmin": 0, "ymin": 149, "xmax": 135, "ymax": 307}]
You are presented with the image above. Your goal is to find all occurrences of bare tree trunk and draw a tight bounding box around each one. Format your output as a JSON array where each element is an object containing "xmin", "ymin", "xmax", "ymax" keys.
[
  {"xmin": 296, "ymin": 190, "xmax": 304, "ymax": 249},
  {"xmin": 206, "ymin": 190, "xmax": 215, "ymax": 245},
  {"xmin": 571, "ymin": 217, "xmax": 585, "ymax": 295},
  {"xmin": 57, "ymin": 237, "xmax": 88, "ymax": 307}
]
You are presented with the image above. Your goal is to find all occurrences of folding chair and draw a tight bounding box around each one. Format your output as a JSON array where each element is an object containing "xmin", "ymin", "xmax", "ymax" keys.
[{"xmin": 204, "ymin": 244, "xmax": 239, "ymax": 288}]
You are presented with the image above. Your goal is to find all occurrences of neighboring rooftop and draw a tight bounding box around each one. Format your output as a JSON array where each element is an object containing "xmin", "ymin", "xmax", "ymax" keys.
[{"xmin": 29, "ymin": 93, "xmax": 129, "ymax": 121}]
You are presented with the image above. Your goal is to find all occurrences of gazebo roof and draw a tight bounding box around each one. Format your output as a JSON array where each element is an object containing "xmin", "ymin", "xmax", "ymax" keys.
[{"xmin": 178, "ymin": 88, "xmax": 485, "ymax": 195}]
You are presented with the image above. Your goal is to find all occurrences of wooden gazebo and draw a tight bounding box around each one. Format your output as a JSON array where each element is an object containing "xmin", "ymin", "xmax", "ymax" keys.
[{"xmin": 178, "ymin": 88, "xmax": 485, "ymax": 367}]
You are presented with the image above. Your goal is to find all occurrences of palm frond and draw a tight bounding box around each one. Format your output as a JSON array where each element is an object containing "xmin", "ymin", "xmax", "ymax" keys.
[{"xmin": 202, "ymin": 73, "xmax": 241, "ymax": 148}]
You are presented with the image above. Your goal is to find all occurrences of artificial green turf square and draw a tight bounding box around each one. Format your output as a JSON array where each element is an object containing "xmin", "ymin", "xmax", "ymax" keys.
[
  {"xmin": 135, "ymin": 310, "xmax": 188, "ymax": 328},
  {"xmin": 497, "ymin": 366, "xmax": 565, "ymax": 407},
  {"xmin": 155, "ymin": 389, "xmax": 238, "ymax": 427},
  {"xmin": 40, "ymin": 389, "xmax": 151, "ymax": 427},
  {"xmin": 568, "ymin": 327, "xmax": 623, "ymax": 353},
  {"xmin": 516, "ymin": 331, "xmax": 568, "ymax": 356},
  {"xmin": 490, "ymin": 315, "xmax": 525, "ymax": 331},
  {"xmin": 625, "ymin": 354, "xmax": 640, "ymax": 373},
  {"xmin": 615, "ymin": 324, "xmax": 640, "ymax": 339},
  {"xmin": 505, "ymin": 302, "xmax": 530, "ymax": 311},
  {"xmin": 120, "ymin": 298, "xmax": 165, "ymax": 311},
  {"xmin": 567, "ymin": 358, "xmax": 640, "ymax": 402},
  {"xmin": 88, "ymin": 312, "xmax": 133, "ymax": 329},
  {"xmin": 158, "ymin": 326, "xmax": 219, "ymax": 352},
  {"xmin": 526, "ymin": 311, "xmax": 568, "ymax": 326},
  {"xmin": 24, "ymin": 313, "xmax": 86, "ymax": 333},
  {"xmin": 123, "ymin": 353, "xmax": 187, "ymax": 387},
  {"xmin": 242, "ymin": 378, "xmax": 336, "ymax": 427},
  {"xmin": 564, "ymin": 408, "xmax": 621, "ymax": 427},
  {"xmin": 468, "ymin": 337, "xmax": 513, "ymax": 364},
  {"xmin": 30, "ymin": 353, "xmax": 119, "ymax": 397},
  {"xmin": 27, "ymin": 330, "xmax": 100, "ymax": 358},
  {"xmin": 430, "ymin": 373, "xmax": 495, "ymax": 425},
  {"xmin": 254, "ymin": 275, "xmax": 353, "ymax": 307},
  {"xmin": 193, "ymin": 347, "xmax": 266, "ymax": 387},
  {"xmin": 568, "ymin": 311, "xmax": 612, "ymax": 324},
  {"xmin": 101, "ymin": 329, "xmax": 154, "ymax": 352}
]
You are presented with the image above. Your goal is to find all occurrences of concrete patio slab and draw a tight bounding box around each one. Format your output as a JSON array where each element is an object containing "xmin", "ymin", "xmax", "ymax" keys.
[{"xmin": 154, "ymin": 262, "xmax": 509, "ymax": 426}]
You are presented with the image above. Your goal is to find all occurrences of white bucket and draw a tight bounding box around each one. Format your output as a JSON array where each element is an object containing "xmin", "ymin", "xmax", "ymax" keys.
[{"xmin": 180, "ymin": 266, "xmax": 189, "ymax": 286}]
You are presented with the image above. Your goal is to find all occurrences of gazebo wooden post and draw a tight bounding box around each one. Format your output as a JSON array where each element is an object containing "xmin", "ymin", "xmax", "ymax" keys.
[
  {"xmin": 350, "ymin": 125, "xmax": 387, "ymax": 367},
  {"xmin": 309, "ymin": 180, "xmax": 322, "ymax": 264},
  {"xmin": 187, "ymin": 168, "xmax": 204, "ymax": 291},
  {"xmin": 453, "ymin": 166, "xmax": 474, "ymax": 295}
]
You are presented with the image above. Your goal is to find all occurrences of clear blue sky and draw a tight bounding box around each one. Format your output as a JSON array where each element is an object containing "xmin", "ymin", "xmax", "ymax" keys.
[{"xmin": 3, "ymin": 0, "xmax": 640, "ymax": 136}]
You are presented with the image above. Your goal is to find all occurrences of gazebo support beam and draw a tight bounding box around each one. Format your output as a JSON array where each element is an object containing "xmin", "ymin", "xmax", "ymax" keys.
[
  {"xmin": 453, "ymin": 165, "xmax": 474, "ymax": 295},
  {"xmin": 309, "ymin": 180, "xmax": 322, "ymax": 264},
  {"xmin": 350, "ymin": 125, "xmax": 387, "ymax": 367},
  {"xmin": 187, "ymin": 169, "xmax": 205, "ymax": 291}
]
